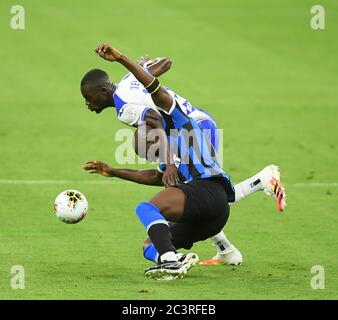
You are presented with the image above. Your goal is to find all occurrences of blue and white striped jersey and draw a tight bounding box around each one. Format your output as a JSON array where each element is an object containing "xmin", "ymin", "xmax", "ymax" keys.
[{"xmin": 113, "ymin": 72, "xmax": 216, "ymax": 127}]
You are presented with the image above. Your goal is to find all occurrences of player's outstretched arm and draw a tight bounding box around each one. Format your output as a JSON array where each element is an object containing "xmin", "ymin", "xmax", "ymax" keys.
[
  {"xmin": 94, "ymin": 44, "xmax": 178, "ymax": 187},
  {"xmin": 94, "ymin": 44, "xmax": 173, "ymax": 113},
  {"xmin": 83, "ymin": 160, "xmax": 164, "ymax": 186}
]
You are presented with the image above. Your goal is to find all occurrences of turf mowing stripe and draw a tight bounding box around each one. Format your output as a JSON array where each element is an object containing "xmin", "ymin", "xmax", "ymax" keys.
[{"xmin": 294, "ymin": 182, "xmax": 338, "ymax": 187}]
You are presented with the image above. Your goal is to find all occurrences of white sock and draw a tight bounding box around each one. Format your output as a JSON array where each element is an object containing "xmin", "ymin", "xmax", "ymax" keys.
[
  {"xmin": 233, "ymin": 173, "xmax": 263, "ymax": 203},
  {"xmin": 160, "ymin": 251, "xmax": 178, "ymax": 263},
  {"xmin": 211, "ymin": 232, "xmax": 232, "ymax": 253}
]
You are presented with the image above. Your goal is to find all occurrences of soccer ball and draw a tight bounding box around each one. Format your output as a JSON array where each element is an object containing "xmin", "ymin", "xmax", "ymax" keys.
[{"xmin": 54, "ymin": 190, "xmax": 88, "ymax": 224}]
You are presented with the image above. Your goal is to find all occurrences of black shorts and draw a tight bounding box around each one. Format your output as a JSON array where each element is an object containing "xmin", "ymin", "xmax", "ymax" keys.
[{"xmin": 170, "ymin": 178, "xmax": 230, "ymax": 250}]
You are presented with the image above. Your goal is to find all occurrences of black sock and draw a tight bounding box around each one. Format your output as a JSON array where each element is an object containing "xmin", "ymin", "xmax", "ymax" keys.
[{"xmin": 148, "ymin": 224, "xmax": 176, "ymax": 262}]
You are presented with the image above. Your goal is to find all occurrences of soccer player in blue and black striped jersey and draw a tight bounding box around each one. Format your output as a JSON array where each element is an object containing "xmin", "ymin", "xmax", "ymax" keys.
[
  {"xmin": 81, "ymin": 50, "xmax": 288, "ymax": 268},
  {"xmin": 86, "ymin": 45, "xmax": 238, "ymax": 280},
  {"xmin": 82, "ymin": 44, "xmax": 287, "ymax": 279}
]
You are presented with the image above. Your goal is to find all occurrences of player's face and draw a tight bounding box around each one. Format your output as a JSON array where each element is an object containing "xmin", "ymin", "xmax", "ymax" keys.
[{"xmin": 81, "ymin": 86, "xmax": 111, "ymax": 114}]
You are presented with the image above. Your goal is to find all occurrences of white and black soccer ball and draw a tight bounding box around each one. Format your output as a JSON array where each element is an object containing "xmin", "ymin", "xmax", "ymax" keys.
[{"xmin": 54, "ymin": 190, "xmax": 88, "ymax": 224}]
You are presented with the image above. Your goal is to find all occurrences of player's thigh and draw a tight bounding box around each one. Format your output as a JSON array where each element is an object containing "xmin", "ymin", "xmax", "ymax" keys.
[{"xmin": 149, "ymin": 187, "xmax": 185, "ymax": 222}]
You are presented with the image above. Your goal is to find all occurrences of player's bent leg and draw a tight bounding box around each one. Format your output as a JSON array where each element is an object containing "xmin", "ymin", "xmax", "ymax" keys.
[
  {"xmin": 199, "ymin": 232, "xmax": 243, "ymax": 266},
  {"xmin": 148, "ymin": 187, "xmax": 186, "ymax": 222},
  {"xmin": 144, "ymin": 179, "xmax": 232, "ymax": 278},
  {"xmin": 169, "ymin": 219, "xmax": 227, "ymax": 251},
  {"xmin": 136, "ymin": 202, "xmax": 175, "ymax": 259},
  {"xmin": 137, "ymin": 188, "xmax": 197, "ymax": 280},
  {"xmin": 232, "ymin": 164, "xmax": 287, "ymax": 211},
  {"xmin": 169, "ymin": 203, "xmax": 230, "ymax": 267},
  {"xmin": 170, "ymin": 178, "xmax": 234, "ymax": 267},
  {"xmin": 197, "ymin": 232, "xmax": 243, "ymax": 266},
  {"xmin": 169, "ymin": 224, "xmax": 241, "ymax": 267}
]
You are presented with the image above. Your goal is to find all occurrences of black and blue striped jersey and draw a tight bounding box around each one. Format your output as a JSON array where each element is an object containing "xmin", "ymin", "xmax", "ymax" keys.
[{"xmin": 157, "ymin": 100, "xmax": 235, "ymax": 200}]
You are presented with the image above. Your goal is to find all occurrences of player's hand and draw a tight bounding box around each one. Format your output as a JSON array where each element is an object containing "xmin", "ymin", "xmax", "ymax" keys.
[
  {"xmin": 83, "ymin": 160, "xmax": 114, "ymax": 177},
  {"xmin": 162, "ymin": 164, "xmax": 179, "ymax": 188},
  {"xmin": 94, "ymin": 44, "xmax": 122, "ymax": 62}
]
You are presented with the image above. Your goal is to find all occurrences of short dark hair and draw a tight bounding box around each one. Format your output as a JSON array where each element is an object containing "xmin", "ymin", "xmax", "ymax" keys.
[{"xmin": 81, "ymin": 69, "xmax": 109, "ymax": 88}]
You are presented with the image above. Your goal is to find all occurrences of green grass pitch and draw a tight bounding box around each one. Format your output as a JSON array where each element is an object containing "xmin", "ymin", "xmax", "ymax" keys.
[{"xmin": 0, "ymin": 0, "xmax": 337, "ymax": 299}]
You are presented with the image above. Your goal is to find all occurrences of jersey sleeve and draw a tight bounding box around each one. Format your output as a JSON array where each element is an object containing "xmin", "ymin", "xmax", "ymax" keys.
[{"xmin": 117, "ymin": 103, "xmax": 151, "ymax": 126}]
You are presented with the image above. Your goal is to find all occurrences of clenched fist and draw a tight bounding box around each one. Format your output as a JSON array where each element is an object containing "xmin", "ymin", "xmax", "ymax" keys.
[{"xmin": 94, "ymin": 44, "xmax": 122, "ymax": 62}]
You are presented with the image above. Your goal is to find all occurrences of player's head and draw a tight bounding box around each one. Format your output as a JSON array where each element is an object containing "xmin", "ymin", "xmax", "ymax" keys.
[{"xmin": 80, "ymin": 69, "xmax": 115, "ymax": 114}]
